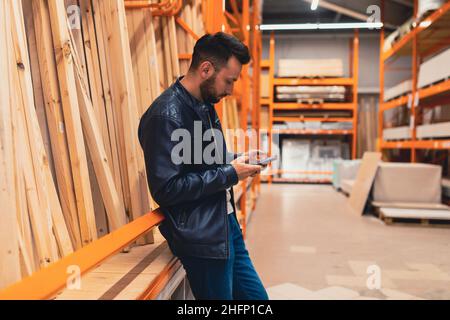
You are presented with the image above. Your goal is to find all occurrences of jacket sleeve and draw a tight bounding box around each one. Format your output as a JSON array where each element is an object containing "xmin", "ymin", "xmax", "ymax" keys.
[{"xmin": 139, "ymin": 115, "xmax": 239, "ymax": 207}]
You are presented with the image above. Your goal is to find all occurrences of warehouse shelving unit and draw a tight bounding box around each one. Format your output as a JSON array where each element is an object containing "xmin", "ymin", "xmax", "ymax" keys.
[
  {"xmin": 378, "ymin": 0, "xmax": 450, "ymax": 161},
  {"xmin": 261, "ymin": 30, "xmax": 359, "ymax": 183}
]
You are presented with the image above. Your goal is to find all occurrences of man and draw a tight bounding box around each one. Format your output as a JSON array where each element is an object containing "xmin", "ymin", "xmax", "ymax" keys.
[{"xmin": 138, "ymin": 32, "xmax": 269, "ymax": 300}]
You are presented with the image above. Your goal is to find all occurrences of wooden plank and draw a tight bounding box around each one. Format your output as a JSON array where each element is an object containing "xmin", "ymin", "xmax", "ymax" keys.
[
  {"xmin": 380, "ymin": 207, "xmax": 450, "ymax": 220},
  {"xmin": 126, "ymin": 9, "xmax": 140, "ymax": 112},
  {"xmin": 372, "ymin": 201, "xmax": 449, "ymax": 210},
  {"xmin": 0, "ymin": 1, "xmax": 21, "ymax": 288},
  {"xmin": 22, "ymin": 0, "xmax": 55, "ymax": 181},
  {"xmin": 10, "ymin": 0, "xmax": 69, "ymax": 262},
  {"xmin": 47, "ymin": 0, "xmax": 98, "ymax": 245},
  {"xmin": 143, "ymin": 8, "xmax": 161, "ymax": 99},
  {"xmin": 348, "ymin": 152, "xmax": 382, "ymax": 215},
  {"xmin": 32, "ymin": 0, "xmax": 82, "ymax": 250},
  {"xmin": 184, "ymin": 1, "xmax": 195, "ymax": 53},
  {"xmin": 15, "ymin": 159, "xmax": 37, "ymax": 276},
  {"xmin": 95, "ymin": 0, "xmax": 132, "ymax": 219},
  {"xmin": 90, "ymin": 0, "xmax": 126, "ymax": 212},
  {"xmin": 71, "ymin": 42, "xmax": 128, "ymax": 230},
  {"xmin": 176, "ymin": 6, "xmax": 189, "ymax": 76},
  {"xmin": 79, "ymin": 0, "xmax": 112, "ymax": 159},
  {"xmin": 161, "ymin": 16, "xmax": 174, "ymax": 86},
  {"xmin": 77, "ymin": 0, "xmax": 112, "ymax": 237},
  {"xmin": 153, "ymin": 15, "xmax": 166, "ymax": 89},
  {"xmin": 168, "ymin": 16, "xmax": 180, "ymax": 81},
  {"xmin": 101, "ymin": 0, "xmax": 153, "ymax": 243}
]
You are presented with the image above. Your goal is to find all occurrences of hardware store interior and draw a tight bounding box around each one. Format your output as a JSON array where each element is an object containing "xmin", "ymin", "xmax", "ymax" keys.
[{"xmin": 1, "ymin": 0, "xmax": 450, "ymax": 300}]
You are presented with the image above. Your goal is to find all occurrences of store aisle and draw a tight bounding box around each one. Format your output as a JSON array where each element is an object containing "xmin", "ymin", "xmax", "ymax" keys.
[{"xmin": 245, "ymin": 184, "xmax": 450, "ymax": 300}]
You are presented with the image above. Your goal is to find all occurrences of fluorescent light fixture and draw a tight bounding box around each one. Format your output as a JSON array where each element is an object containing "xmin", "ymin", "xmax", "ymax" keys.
[
  {"xmin": 311, "ymin": 0, "xmax": 319, "ymax": 10},
  {"xmin": 260, "ymin": 22, "xmax": 383, "ymax": 31}
]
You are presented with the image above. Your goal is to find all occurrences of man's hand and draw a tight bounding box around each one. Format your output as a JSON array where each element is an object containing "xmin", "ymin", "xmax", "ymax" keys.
[{"xmin": 231, "ymin": 155, "xmax": 262, "ymax": 180}]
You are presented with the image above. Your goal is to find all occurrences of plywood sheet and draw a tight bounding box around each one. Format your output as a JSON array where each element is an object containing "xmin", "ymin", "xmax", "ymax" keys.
[{"xmin": 348, "ymin": 152, "xmax": 382, "ymax": 215}]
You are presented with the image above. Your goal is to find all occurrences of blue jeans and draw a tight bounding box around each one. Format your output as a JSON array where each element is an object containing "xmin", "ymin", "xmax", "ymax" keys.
[{"xmin": 178, "ymin": 214, "xmax": 269, "ymax": 300}]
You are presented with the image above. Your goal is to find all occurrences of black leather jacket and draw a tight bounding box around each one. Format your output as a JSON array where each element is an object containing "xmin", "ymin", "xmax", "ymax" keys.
[{"xmin": 138, "ymin": 78, "xmax": 240, "ymax": 259}]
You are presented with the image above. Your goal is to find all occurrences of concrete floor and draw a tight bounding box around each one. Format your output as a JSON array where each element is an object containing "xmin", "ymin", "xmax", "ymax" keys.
[{"xmin": 245, "ymin": 184, "xmax": 450, "ymax": 300}]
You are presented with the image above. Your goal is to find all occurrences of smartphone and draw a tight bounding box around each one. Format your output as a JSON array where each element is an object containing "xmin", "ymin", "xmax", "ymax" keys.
[{"xmin": 256, "ymin": 155, "xmax": 278, "ymax": 166}]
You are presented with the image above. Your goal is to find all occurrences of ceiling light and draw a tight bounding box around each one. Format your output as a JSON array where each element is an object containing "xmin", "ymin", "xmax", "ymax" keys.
[{"xmin": 260, "ymin": 22, "xmax": 383, "ymax": 31}]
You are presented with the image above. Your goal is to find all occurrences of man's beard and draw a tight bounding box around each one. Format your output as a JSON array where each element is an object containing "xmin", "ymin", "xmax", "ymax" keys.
[{"xmin": 200, "ymin": 74, "xmax": 221, "ymax": 104}]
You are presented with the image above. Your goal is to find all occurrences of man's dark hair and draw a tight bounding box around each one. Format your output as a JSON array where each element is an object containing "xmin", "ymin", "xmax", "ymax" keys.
[{"xmin": 190, "ymin": 32, "xmax": 251, "ymax": 71}]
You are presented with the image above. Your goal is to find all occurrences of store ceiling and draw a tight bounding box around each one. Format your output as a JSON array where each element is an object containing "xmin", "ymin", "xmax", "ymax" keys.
[{"xmin": 262, "ymin": 0, "xmax": 414, "ymax": 30}]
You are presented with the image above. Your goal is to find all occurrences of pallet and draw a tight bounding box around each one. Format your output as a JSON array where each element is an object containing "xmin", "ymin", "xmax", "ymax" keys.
[{"xmin": 378, "ymin": 207, "xmax": 450, "ymax": 228}]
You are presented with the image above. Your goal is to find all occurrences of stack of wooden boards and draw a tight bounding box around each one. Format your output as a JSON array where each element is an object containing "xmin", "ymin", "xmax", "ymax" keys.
[
  {"xmin": 54, "ymin": 230, "xmax": 190, "ymax": 300},
  {"xmin": 277, "ymin": 59, "xmax": 344, "ymax": 78},
  {"xmin": 0, "ymin": 0, "xmax": 205, "ymax": 290},
  {"xmin": 275, "ymin": 86, "xmax": 346, "ymax": 102},
  {"xmin": 347, "ymin": 153, "xmax": 450, "ymax": 227}
]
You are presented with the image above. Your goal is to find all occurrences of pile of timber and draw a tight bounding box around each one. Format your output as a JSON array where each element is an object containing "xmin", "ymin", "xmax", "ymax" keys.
[{"xmin": 0, "ymin": 0, "xmax": 205, "ymax": 290}]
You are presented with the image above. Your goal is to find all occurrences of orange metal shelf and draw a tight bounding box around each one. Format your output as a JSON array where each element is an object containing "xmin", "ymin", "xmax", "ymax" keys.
[
  {"xmin": 264, "ymin": 169, "xmax": 333, "ymax": 175},
  {"xmin": 382, "ymin": 1, "xmax": 450, "ymax": 61},
  {"xmin": 379, "ymin": 1, "xmax": 450, "ymax": 162},
  {"xmin": 276, "ymin": 129, "xmax": 353, "ymax": 135},
  {"xmin": 265, "ymin": 177, "xmax": 332, "ymax": 184},
  {"xmin": 261, "ymin": 60, "xmax": 270, "ymax": 68},
  {"xmin": 263, "ymin": 30, "xmax": 358, "ymax": 184},
  {"xmin": 0, "ymin": 210, "xmax": 165, "ymax": 300},
  {"xmin": 273, "ymin": 117, "xmax": 353, "ymax": 122},
  {"xmin": 380, "ymin": 94, "xmax": 410, "ymax": 111},
  {"xmin": 260, "ymin": 97, "xmax": 270, "ymax": 105},
  {"xmin": 273, "ymin": 102, "xmax": 355, "ymax": 110},
  {"xmin": 380, "ymin": 139, "xmax": 450, "ymax": 150},
  {"xmin": 418, "ymin": 78, "xmax": 450, "ymax": 100},
  {"xmin": 273, "ymin": 77, "xmax": 354, "ymax": 86}
]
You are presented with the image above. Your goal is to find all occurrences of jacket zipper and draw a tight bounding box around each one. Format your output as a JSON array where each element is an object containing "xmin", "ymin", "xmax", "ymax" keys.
[
  {"xmin": 224, "ymin": 191, "xmax": 229, "ymax": 259},
  {"xmin": 206, "ymin": 109, "xmax": 229, "ymax": 259}
]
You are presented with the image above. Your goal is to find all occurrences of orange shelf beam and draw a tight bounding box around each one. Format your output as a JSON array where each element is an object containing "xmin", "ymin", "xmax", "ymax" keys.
[
  {"xmin": 273, "ymin": 117, "xmax": 353, "ymax": 122},
  {"xmin": 276, "ymin": 129, "xmax": 353, "ymax": 135},
  {"xmin": 260, "ymin": 97, "xmax": 270, "ymax": 105},
  {"xmin": 273, "ymin": 102, "xmax": 355, "ymax": 110},
  {"xmin": 273, "ymin": 77, "xmax": 354, "ymax": 86},
  {"xmin": 263, "ymin": 177, "xmax": 332, "ymax": 184},
  {"xmin": 380, "ymin": 94, "xmax": 410, "ymax": 111},
  {"xmin": 261, "ymin": 60, "xmax": 270, "ymax": 68},
  {"xmin": 0, "ymin": 210, "xmax": 165, "ymax": 300},
  {"xmin": 418, "ymin": 78, "xmax": 450, "ymax": 100},
  {"xmin": 380, "ymin": 139, "xmax": 450, "ymax": 150}
]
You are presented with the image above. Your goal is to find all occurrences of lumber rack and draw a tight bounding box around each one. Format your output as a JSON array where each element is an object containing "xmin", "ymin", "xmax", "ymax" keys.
[{"xmin": 0, "ymin": 210, "xmax": 179, "ymax": 300}]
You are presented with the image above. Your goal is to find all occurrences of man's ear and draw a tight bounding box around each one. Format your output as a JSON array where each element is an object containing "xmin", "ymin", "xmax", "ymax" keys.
[{"xmin": 199, "ymin": 61, "xmax": 215, "ymax": 79}]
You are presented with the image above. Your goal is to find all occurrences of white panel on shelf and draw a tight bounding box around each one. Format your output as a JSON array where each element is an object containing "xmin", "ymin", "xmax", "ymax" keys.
[
  {"xmin": 416, "ymin": 121, "xmax": 450, "ymax": 139},
  {"xmin": 418, "ymin": 47, "xmax": 450, "ymax": 89},
  {"xmin": 384, "ymin": 80, "xmax": 412, "ymax": 102},
  {"xmin": 383, "ymin": 126, "xmax": 411, "ymax": 141}
]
